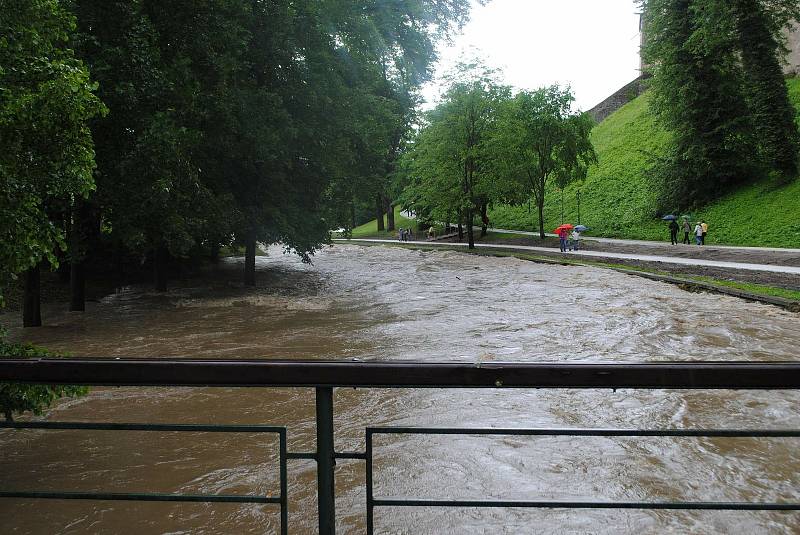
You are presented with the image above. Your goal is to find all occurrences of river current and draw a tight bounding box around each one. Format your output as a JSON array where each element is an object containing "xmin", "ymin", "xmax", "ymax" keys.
[{"xmin": 1, "ymin": 244, "xmax": 799, "ymax": 534}]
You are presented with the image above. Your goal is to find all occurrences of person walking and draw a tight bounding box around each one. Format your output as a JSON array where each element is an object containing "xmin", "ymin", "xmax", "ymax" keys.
[
  {"xmin": 682, "ymin": 219, "xmax": 691, "ymax": 244},
  {"xmin": 558, "ymin": 227, "xmax": 569, "ymax": 252},
  {"xmin": 694, "ymin": 222, "xmax": 703, "ymax": 245},
  {"xmin": 669, "ymin": 219, "xmax": 679, "ymax": 245},
  {"xmin": 700, "ymin": 220, "xmax": 708, "ymax": 245},
  {"xmin": 569, "ymin": 229, "xmax": 582, "ymax": 251}
]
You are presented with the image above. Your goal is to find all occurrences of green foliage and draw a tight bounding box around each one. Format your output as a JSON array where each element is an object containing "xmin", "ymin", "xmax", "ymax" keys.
[
  {"xmin": 640, "ymin": 0, "xmax": 758, "ymax": 212},
  {"xmin": 489, "ymin": 79, "xmax": 800, "ymax": 247},
  {"xmin": 0, "ymin": 333, "xmax": 87, "ymax": 421},
  {"xmin": 401, "ymin": 62, "xmax": 511, "ymax": 247},
  {"xmin": 351, "ymin": 206, "xmax": 417, "ymax": 238},
  {"xmin": 493, "ymin": 86, "xmax": 597, "ymax": 237},
  {"xmin": 0, "ymin": 0, "xmax": 105, "ymax": 303},
  {"xmin": 730, "ymin": 0, "xmax": 800, "ymax": 177},
  {"xmin": 66, "ymin": 0, "xmax": 478, "ymax": 271}
]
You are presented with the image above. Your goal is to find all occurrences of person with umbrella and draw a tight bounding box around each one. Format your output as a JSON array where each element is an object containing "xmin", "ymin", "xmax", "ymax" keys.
[
  {"xmin": 694, "ymin": 221, "xmax": 704, "ymax": 245},
  {"xmin": 555, "ymin": 224, "xmax": 573, "ymax": 252},
  {"xmin": 570, "ymin": 225, "xmax": 588, "ymax": 251},
  {"xmin": 662, "ymin": 215, "xmax": 679, "ymax": 245},
  {"xmin": 681, "ymin": 217, "xmax": 692, "ymax": 244}
]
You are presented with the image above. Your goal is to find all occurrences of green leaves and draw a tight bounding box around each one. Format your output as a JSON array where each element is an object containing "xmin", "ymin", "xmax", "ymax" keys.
[
  {"xmin": 0, "ymin": 0, "xmax": 105, "ymax": 303},
  {"xmin": 639, "ymin": 0, "xmax": 799, "ymax": 211},
  {"xmin": 0, "ymin": 336, "xmax": 87, "ymax": 421}
]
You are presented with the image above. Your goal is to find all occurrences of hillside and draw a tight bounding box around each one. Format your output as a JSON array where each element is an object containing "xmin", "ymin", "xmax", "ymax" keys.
[{"xmin": 489, "ymin": 78, "xmax": 800, "ymax": 247}]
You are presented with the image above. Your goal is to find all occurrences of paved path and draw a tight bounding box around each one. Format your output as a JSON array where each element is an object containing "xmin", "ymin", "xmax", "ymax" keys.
[
  {"xmin": 340, "ymin": 238, "xmax": 800, "ymax": 275},
  {"xmin": 399, "ymin": 212, "xmax": 800, "ymax": 254},
  {"xmin": 485, "ymin": 227, "xmax": 800, "ymax": 254}
]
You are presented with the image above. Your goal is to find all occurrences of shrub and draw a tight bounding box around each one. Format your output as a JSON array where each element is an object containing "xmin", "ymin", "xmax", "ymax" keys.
[{"xmin": 0, "ymin": 334, "xmax": 87, "ymax": 421}]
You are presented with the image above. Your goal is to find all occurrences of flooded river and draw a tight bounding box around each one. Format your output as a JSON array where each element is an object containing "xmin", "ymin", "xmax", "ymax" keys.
[{"xmin": 1, "ymin": 245, "xmax": 799, "ymax": 534}]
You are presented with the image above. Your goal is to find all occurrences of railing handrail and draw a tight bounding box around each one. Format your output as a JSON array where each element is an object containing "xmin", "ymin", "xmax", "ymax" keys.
[{"xmin": 1, "ymin": 358, "xmax": 800, "ymax": 388}]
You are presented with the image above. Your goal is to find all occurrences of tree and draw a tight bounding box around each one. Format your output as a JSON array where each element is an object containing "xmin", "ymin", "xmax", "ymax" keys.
[
  {"xmin": 403, "ymin": 66, "xmax": 510, "ymax": 248},
  {"xmin": 495, "ymin": 86, "xmax": 596, "ymax": 238},
  {"xmin": 729, "ymin": 0, "xmax": 800, "ymax": 178},
  {"xmin": 0, "ymin": 0, "xmax": 105, "ymax": 322},
  {"xmin": 640, "ymin": 0, "xmax": 758, "ymax": 211}
]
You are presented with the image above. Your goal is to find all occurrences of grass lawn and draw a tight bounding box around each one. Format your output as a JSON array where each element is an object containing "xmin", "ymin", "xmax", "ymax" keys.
[
  {"xmin": 488, "ymin": 77, "xmax": 800, "ymax": 248},
  {"xmin": 351, "ymin": 206, "xmax": 420, "ymax": 238}
]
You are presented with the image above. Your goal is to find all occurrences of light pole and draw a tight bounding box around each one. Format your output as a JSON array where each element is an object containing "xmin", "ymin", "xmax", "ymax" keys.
[{"xmin": 576, "ymin": 189, "xmax": 581, "ymax": 225}]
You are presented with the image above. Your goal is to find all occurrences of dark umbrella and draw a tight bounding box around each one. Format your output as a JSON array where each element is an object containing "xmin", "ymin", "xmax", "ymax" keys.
[{"xmin": 661, "ymin": 215, "xmax": 678, "ymax": 221}]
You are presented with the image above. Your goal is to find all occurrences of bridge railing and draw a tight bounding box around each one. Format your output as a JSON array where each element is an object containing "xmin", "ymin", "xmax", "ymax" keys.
[{"xmin": 2, "ymin": 359, "xmax": 800, "ymax": 534}]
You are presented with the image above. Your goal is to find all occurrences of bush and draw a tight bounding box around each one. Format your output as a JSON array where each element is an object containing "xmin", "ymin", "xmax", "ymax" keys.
[{"xmin": 0, "ymin": 334, "xmax": 87, "ymax": 421}]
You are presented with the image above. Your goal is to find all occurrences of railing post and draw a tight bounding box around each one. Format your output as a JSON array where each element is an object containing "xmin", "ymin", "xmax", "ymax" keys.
[{"xmin": 316, "ymin": 387, "xmax": 336, "ymax": 534}]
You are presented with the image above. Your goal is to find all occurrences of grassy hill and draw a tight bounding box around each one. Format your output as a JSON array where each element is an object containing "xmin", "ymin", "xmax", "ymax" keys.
[
  {"xmin": 350, "ymin": 206, "xmax": 417, "ymax": 238},
  {"xmin": 488, "ymin": 78, "xmax": 800, "ymax": 247}
]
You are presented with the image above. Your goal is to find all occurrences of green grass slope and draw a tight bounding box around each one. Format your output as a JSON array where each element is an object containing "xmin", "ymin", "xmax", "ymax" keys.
[
  {"xmin": 351, "ymin": 206, "xmax": 417, "ymax": 238},
  {"xmin": 489, "ymin": 78, "xmax": 800, "ymax": 247}
]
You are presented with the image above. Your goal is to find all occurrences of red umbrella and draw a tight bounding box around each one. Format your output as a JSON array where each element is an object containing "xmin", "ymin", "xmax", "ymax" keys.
[{"xmin": 554, "ymin": 224, "xmax": 574, "ymax": 233}]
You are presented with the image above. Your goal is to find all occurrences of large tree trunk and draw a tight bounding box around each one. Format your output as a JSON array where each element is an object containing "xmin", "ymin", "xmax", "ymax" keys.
[
  {"xmin": 69, "ymin": 200, "xmax": 88, "ymax": 311},
  {"xmin": 538, "ymin": 198, "xmax": 546, "ymax": 239},
  {"xmin": 375, "ymin": 194, "xmax": 385, "ymax": 232},
  {"xmin": 23, "ymin": 264, "xmax": 42, "ymax": 327},
  {"xmin": 154, "ymin": 245, "xmax": 168, "ymax": 292},
  {"xmin": 480, "ymin": 202, "xmax": 488, "ymax": 238},
  {"xmin": 70, "ymin": 259, "xmax": 85, "ymax": 312},
  {"xmin": 466, "ymin": 208, "xmax": 475, "ymax": 249},
  {"xmin": 386, "ymin": 198, "xmax": 395, "ymax": 231},
  {"xmin": 350, "ymin": 201, "xmax": 356, "ymax": 230},
  {"xmin": 113, "ymin": 242, "xmax": 125, "ymax": 291},
  {"xmin": 244, "ymin": 235, "xmax": 256, "ymax": 287}
]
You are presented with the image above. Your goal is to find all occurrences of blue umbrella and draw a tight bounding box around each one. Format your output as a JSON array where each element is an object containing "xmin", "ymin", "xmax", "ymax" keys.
[
  {"xmin": 661, "ymin": 215, "xmax": 678, "ymax": 221},
  {"xmin": 574, "ymin": 225, "xmax": 589, "ymax": 232}
]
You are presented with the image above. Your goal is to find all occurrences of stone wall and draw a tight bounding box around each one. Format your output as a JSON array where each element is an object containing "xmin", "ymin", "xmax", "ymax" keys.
[
  {"xmin": 588, "ymin": 16, "xmax": 800, "ymax": 124},
  {"xmin": 587, "ymin": 76, "xmax": 647, "ymax": 124},
  {"xmin": 784, "ymin": 22, "xmax": 800, "ymax": 75}
]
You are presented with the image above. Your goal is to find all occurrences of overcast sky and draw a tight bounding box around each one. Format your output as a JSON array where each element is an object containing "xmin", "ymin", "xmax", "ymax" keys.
[{"xmin": 422, "ymin": 0, "xmax": 642, "ymax": 111}]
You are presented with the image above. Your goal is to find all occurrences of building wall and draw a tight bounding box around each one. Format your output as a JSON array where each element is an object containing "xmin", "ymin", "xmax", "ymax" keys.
[
  {"xmin": 587, "ymin": 76, "xmax": 647, "ymax": 124},
  {"xmin": 784, "ymin": 22, "xmax": 800, "ymax": 75},
  {"xmin": 588, "ymin": 16, "xmax": 800, "ymax": 123}
]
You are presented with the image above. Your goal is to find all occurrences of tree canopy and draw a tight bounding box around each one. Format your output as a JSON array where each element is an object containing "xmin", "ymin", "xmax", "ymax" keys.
[
  {"xmin": 402, "ymin": 78, "xmax": 595, "ymax": 244},
  {"xmin": 640, "ymin": 0, "xmax": 800, "ymax": 212},
  {"xmin": 1, "ymin": 0, "xmax": 479, "ymax": 313}
]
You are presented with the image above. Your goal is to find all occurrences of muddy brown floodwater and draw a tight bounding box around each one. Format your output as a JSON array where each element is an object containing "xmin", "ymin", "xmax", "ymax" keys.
[{"xmin": 1, "ymin": 245, "xmax": 800, "ymax": 534}]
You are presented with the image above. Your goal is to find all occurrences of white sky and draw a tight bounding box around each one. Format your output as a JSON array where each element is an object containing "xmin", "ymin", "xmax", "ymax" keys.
[{"xmin": 422, "ymin": 0, "xmax": 642, "ymax": 111}]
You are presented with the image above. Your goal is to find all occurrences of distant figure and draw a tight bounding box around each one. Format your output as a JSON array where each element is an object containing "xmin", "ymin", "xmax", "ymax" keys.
[
  {"xmin": 427, "ymin": 226, "xmax": 436, "ymax": 240},
  {"xmin": 558, "ymin": 227, "xmax": 570, "ymax": 252},
  {"xmin": 407, "ymin": 227, "xmax": 414, "ymax": 241},
  {"xmin": 682, "ymin": 219, "xmax": 691, "ymax": 244},
  {"xmin": 669, "ymin": 219, "xmax": 679, "ymax": 245},
  {"xmin": 694, "ymin": 222, "xmax": 703, "ymax": 245},
  {"xmin": 398, "ymin": 228, "xmax": 404, "ymax": 241},
  {"xmin": 700, "ymin": 220, "xmax": 708, "ymax": 245},
  {"xmin": 569, "ymin": 229, "xmax": 582, "ymax": 251}
]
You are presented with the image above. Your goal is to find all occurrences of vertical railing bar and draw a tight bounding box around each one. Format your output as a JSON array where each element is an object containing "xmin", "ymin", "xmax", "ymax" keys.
[
  {"xmin": 366, "ymin": 428, "xmax": 374, "ymax": 535},
  {"xmin": 316, "ymin": 387, "xmax": 336, "ymax": 535},
  {"xmin": 279, "ymin": 428, "xmax": 288, "ymax": 535}
]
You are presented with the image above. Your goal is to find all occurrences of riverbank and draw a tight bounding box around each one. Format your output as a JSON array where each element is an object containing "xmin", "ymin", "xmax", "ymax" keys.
[{"xmin": 338, "ymin": 238, "xmax": 800, "ymax": 312}]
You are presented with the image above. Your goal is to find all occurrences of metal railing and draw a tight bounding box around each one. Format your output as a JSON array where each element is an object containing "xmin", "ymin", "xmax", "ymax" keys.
[{"xmin": 2, "ymin": 359, "xmax": 800, "ymax": 534}]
